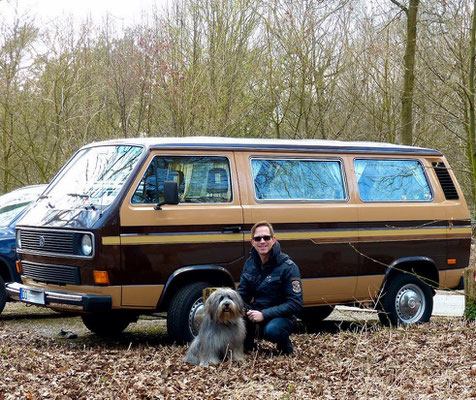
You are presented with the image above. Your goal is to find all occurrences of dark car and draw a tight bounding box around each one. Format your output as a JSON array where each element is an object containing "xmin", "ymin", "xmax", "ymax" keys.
[{"xmin": 0, "ymin": 185, "xmax": 46, "ymax": 314}]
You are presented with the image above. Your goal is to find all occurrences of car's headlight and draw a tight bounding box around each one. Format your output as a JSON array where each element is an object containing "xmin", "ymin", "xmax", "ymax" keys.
[
  {"xmin": 80, "ymin": 234, "xmax": 93, "ymax": 256},
  {"xmin": 16, "ymin": 230, "xmax": 21, "ymax": 249}
]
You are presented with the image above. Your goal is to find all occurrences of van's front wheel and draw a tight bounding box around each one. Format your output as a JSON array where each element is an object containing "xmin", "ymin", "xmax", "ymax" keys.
[
  {"xmin": 167, "ymin": 281, "xmax": 211, "ymax": 344},
  {"xmin": 378, "ymin": 274, "xmax": 433, "ymax": 326}
]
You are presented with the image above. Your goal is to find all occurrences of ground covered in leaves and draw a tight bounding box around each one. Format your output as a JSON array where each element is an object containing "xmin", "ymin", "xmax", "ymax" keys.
[{"xmin": 0, "ymin": 305, "xmax": 474, "ymax": 400}]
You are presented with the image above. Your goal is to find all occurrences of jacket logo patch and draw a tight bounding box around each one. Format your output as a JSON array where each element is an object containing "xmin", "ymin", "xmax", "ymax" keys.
[{"xmin": 292, "ymin": 280, "xmax": 301, "ymax": 293}]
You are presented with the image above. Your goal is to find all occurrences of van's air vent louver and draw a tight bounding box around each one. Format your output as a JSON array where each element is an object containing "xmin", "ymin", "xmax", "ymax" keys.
[{"xmin": 432, "ymin": 162, "xmax": 459, "ymax": 200}]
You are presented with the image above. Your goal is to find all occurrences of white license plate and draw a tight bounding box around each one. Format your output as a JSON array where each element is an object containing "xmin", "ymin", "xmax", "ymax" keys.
[{"xmin": 20, "ymin": 288, "xmax": 45, "ymax": 305}]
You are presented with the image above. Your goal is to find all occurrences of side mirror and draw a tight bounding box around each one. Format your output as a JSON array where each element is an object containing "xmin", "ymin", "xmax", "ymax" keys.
[{"xmin": 155, "ymin": 181, "xmax": 179, "ymax": 210}]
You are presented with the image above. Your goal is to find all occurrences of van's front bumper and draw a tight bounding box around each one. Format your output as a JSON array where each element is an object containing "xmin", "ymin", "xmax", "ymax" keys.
[{"xmin": 5, "ymin": 282, "xmax": 112, "ymax": 312}]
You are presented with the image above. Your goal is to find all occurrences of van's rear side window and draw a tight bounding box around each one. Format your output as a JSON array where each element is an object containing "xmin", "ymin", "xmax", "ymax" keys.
[
  {"xmin": 132, "ymin": 156, "xmax": 232, "ymax": 204},
  {"xmin": 251, "ymin": 159, "xmax": 346, "ymax": 201},
  {"xmin": 355, "ymin": 159, "xmax": 432, "ymax": 202}
]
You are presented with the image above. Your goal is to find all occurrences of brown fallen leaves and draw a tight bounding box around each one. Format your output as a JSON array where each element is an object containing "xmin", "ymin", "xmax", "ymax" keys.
[{"xmin": 0, "ymin": 318, "xmax": 474, "ymax": 400}]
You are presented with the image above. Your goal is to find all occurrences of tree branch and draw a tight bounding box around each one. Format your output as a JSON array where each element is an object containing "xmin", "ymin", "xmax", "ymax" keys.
[{"xmin": 389, "ymin": 0, "xmax": 408, "ymax": 13}]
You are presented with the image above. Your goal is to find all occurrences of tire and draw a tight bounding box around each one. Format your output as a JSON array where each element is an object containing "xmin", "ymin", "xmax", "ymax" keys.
[
  {"xmin": 81, "ymin": 311, "xmax": 136, "ymax": 336},
  {"xmin": 167, "ymin": 281, "xmax": 212, "ymax": 344},
  {"xmin": 299, "ymin": 305, "xmax": 334, "ymax": 328},
  {"xmin": 0, "ymin": 276, "xmax": 6, "ymax": 315},
  {"xmin": 377, "ymin": 273, "xmax": 433, "ymax": 327}
]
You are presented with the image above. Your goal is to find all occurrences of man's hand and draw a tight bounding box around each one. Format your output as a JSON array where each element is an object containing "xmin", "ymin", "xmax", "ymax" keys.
[{"xmin": 247, "ymin": 310, "xmax": 264, "ymax": 323}]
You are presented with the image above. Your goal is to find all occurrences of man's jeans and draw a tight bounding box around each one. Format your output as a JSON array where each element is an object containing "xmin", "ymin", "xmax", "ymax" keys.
[{"xmin": 244, "ymin": 316, "xmax": 295, "ymax": 350}]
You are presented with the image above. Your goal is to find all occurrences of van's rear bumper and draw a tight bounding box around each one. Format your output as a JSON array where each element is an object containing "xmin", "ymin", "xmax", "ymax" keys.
[{"xmin": 5, "ymin": 282, "xmax": 112, "ymax": 312}]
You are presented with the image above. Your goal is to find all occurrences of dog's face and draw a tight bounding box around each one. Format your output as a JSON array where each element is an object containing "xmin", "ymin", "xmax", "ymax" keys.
[{"xmin": 205, "ymin": 288, "xmax": 244, "ymax": 323}]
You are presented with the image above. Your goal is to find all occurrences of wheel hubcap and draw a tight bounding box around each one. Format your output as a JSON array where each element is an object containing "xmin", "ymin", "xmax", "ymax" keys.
[
  {"xmin": 395, "ymin": 283, "xmax": 425, "ymax": 324},
  {"xmin": 188, "ymin": 297, "xmax": 204, "ymax": 336}
]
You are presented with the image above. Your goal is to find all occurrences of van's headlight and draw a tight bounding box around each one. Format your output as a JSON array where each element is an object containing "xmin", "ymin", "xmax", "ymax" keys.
[
  {"xmin": 16, "ymin": 230, "xmax": 21, "ymax": 249},
  {"xmin": 80, "ymin": 234, "xmax": 93, "ymax": 256}
]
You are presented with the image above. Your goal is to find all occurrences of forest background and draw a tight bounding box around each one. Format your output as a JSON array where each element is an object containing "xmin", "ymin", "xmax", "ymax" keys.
[{"xmin": 1, "ymin": 0, "xmax": 476, "ymax": 211}]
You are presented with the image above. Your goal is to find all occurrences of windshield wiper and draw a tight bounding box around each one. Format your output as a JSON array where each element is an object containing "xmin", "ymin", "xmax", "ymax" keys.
[
  {"xmin": 37, "ymin": 194, "xmax": 54, "ymax": 208},
  {"xmin": 66, "ymin": 193, "xmax": 97, "ymax": 210}
]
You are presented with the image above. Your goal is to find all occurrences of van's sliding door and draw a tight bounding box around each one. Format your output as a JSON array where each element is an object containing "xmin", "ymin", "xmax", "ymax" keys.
[{"xmin": 236, "ymin": 152, "xmax": 359, "ymax": 305}]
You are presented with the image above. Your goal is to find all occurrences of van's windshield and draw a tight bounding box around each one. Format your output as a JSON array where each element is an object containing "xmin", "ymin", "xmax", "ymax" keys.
[{"xmin": 45, "ymin": 145, "xmax": 143, "ymax": 208}]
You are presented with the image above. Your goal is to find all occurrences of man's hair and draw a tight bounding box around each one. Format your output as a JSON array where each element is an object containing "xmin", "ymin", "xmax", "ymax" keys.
[{"xmin": 250, "ymin": 221, "xmax": 275, "ymax": 238}]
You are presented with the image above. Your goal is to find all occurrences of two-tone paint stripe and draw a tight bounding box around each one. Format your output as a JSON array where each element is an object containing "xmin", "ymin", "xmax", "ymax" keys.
[
  {"xmin": 102, "ymin": 225, "xmax": 471, "ymax": 246},
  {"xmin": 103, "ymin": 232, "xmax": 243, "ymax": 246}
]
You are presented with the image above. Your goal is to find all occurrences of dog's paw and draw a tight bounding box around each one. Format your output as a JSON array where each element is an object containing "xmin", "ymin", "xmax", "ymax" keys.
[
  {"xmin": 199, "ymin": 357, "xmax": 221, "ymax": 367},
  {"xmin": 231, "ymin": 352, "xmax": 245, "ymax": 362}
]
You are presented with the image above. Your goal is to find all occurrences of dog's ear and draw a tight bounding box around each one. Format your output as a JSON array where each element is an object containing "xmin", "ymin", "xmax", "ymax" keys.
[
  {"xmin": 231, "ymin": 290, "xmax": 245, "ymax": 313},
  {"xmin": 205, "ymin": 290, "xmax": 218, "ymax": 317}
]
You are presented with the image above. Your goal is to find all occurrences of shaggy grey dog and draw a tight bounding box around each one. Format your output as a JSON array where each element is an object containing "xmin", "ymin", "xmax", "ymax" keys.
[{"xmin": 184, "ymin": 288, "xmax": 246, "ymax": 367}]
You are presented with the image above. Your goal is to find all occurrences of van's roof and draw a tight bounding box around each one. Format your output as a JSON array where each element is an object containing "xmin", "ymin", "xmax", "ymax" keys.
[{"xmin": 85, "ymin": 136, "xmax": 442, "ymax": 155}]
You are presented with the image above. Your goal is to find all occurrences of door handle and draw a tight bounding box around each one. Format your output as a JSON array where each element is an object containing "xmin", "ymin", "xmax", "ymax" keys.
[{"xmin": 222, "ymin": 225, "xmax": 242, "ymax": 233}]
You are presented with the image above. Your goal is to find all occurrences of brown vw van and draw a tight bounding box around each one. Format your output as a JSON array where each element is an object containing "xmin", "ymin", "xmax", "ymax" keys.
[{"xmin": 6, "ymin": 137, "xmax": 470, "ymax": 341}]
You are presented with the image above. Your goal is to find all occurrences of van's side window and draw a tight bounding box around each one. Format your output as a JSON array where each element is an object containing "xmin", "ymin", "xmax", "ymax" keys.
[
  {"xmin": 251, "ymin": 159, "xmax": 346, "ymax": 200},
  {"xmin": 355, "ymin": 159, "xmax": 432, "ymax": 202},
  {"xmin": 132, "ymin": 156, "xmax": 232, "ymax": 204}
]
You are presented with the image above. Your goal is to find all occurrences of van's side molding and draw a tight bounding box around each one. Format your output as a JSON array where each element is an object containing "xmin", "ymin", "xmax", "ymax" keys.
[
  {"xmin": 101, "ymin": 223, "xmax": 469, "ymax": 247},
  {"xmin": 102, "ymin": 233, "xmax": 243, "ymax": 245}
]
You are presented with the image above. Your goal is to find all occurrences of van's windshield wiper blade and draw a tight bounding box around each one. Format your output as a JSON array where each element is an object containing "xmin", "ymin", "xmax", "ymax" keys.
[
  {"xmin": 37, "ymin": 194, "xmax": 54, "ymax": 208},
  {"xmin": 67, "ymin": 193, "xmax": 89, "ymax": 198},
  {"xmin": 66, "ymin": 193, "xmax": 96, "ymax": 210}
]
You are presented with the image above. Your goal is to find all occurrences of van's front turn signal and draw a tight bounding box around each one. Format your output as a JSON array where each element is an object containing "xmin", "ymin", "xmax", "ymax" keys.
[{"xmin": 93, "ymin": 270, "xmax": 110, "ymax": 285}]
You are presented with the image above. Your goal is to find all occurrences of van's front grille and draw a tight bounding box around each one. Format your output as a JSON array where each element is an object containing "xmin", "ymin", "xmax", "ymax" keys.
[
  {"xmin": 21, "ymin": 261, "xmax": 80, "ymax": 285},
  {"xmin": 20, "ymin": 229, "xmax": 74, "ymax": 255}
]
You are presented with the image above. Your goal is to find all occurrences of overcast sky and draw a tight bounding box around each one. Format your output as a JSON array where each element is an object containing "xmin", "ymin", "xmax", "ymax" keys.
[{"xmin": 0, "ymin": 0, "xmax": 169, "ymax": 26}]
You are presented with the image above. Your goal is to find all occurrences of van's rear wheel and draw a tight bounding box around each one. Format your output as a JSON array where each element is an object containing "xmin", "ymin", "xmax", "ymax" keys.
[
  {"xmin": 378, "ymin": 274, "xmax": 433, "ymax": 326},
  {"xmin": 0, "ymin": 276, "xmax": 6, "ymax": 315},
  {"xmin": 299, "ymin": 305, "xmax": 334, "ymax": 328},
  {"xmin": 82, "ymin": 312, "xmax": 136, "ymax": 336},
  {"xmin": 167, "ymin": 281, "xmax": 211, "ymax": 344}
]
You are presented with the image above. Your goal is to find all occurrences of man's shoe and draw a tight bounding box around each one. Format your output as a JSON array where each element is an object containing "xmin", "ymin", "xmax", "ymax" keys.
[{"xmin": 277, "ymin": 338, "xmax": 293, "ymax": 355}]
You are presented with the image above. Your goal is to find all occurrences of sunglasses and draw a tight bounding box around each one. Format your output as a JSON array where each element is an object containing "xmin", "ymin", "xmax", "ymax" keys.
[{"xmin": 252, "ymin": 235, "xmax": 272, "ymax": 242}]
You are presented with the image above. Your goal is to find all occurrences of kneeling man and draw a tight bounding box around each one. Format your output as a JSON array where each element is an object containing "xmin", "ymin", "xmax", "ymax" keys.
[{"xmin": 238, "ymin": 221, "xmax": 303, "ymax": 355}]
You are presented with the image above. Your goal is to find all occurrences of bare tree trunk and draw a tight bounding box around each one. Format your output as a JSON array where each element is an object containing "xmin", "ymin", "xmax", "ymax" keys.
[
  {"xmin": 391, "ymin": 0, "xmax": 419, "ymax": 145},
  {"xmin": 468, "ymin": 0, "xmax": 476, "ymax": 204},
  {"xmin": 463, "ymin": 266, "xmax": 476, "ymax": 320}
]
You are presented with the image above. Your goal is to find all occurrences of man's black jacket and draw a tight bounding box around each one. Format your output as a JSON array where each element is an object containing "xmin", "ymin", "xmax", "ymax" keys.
[{"xmin": 237, "ymin": 241, "xmax": 303, "ymax": 321}]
